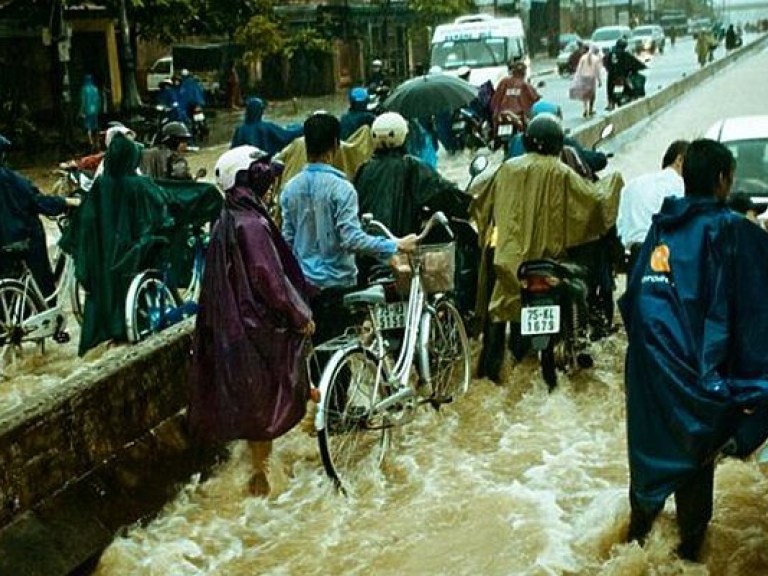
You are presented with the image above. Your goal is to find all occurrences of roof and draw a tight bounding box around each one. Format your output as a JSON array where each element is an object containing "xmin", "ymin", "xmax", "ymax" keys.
[{"xmin": 705, "ymin": 116, "xmax": 768, "ymax": 142}]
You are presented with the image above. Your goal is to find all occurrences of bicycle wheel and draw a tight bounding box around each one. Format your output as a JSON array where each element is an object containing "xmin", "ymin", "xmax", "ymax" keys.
[
  {"xmin": 0, "ymin": 279, "xmax": 45, "ymax": 349},
  {"xmin": 428, "ymin": 299, "xmax": 471, "ymax": 404},
  {"xmin": 70, "ymin": 279, "xmax": 87, "ymax": 325},
  {"xmin": 317, "ymin": 346, "xmax": 390, "ymax": 492},
  {"xmin": 125, "ymin": 270, "xmax": 182, "ymax": 343}
]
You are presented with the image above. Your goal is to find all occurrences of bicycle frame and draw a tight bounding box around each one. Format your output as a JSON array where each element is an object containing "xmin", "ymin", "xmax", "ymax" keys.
[
  {"xmin": 313, "ymin": 212, "xmax": 453, "ymax": 431},
  {"xmin": 4, "ymin": 253, "xmax": 76, "ymax": 344}
]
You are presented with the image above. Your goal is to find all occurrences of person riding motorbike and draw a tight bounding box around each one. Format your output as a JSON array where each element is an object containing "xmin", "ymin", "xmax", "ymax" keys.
[
  {"xmin": 339, "ymin": 87, "xmax": 376, "ymax": 140},
  {"xmin": 0, "ymin": 134, "xmax": 79, "ymax": 297},
  {"xmin": 506, "ymin": 100, "xmax": 608, "ymax": 175},
  {"xmin": 140, "ymin": 121, "xmax": 193, "ymax": 181},
  {"xmin": 470, "ymin": 113, "xmax": 623, "ymax": 383},
  {"xmin": 367, "ymin": 59, "xmax": 389, "ymax": 94},
  {"xmin": 489, "ymin": 60, "xmax": 540, "ymax": 151},
  {"xmin": 230, "ymin": 97, "xmax": 304, "ymax": 156},
  {"xmin": 603, "ymin": 37, "xmax": 647, "ymax": 110}
]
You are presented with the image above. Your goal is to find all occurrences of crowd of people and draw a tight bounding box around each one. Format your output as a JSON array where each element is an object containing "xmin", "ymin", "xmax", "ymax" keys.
[{"xmin": 3, "ymin": 46, "xmax": 768, "ymax": 566}]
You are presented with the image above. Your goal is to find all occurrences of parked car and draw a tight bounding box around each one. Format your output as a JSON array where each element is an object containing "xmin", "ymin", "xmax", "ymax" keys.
[
  {"xmin": 590, "ymin": 25, "xmax": 632, "ymax": 54},
  {"xmin": 706, "ymin": 115, "xmax": 768, "ymax": 209},
  {"xmin": 559, "ymin": 32, "xmax": 582, "ymax": 50},
  {"xmin": 631, "ymin": 25, "xmax": 666, "ymax": 54},
  {"xmin": 146, "ymin": 56, "xmax": 173, "ymax": 93}
]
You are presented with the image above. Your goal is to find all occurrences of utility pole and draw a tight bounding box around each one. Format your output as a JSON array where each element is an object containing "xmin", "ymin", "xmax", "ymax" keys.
[{"xmin": 117, "ymin": 0, "xmax": 142, "ymax": 115}]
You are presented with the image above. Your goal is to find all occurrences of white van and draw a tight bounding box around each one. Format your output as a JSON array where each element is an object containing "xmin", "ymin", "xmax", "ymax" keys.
[
  {"xmin": 430, "ymin": 14, "xmax": 528, "ymax": 87},
  {"xmin": 146, "ymin": 56, "xmax": 173, "ymax": 93}
]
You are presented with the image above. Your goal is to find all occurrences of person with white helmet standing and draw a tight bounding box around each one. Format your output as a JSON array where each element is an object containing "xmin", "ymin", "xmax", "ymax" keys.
[
  {"xmin": 189, "ymin": 145, "xmax": 315, "ymax": 497},
  {"xmin": 354, "ymin": 112, "xmax": 473, "ymax": 313}
]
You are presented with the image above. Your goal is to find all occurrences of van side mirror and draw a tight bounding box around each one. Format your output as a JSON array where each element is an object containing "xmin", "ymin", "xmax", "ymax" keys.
[{"xmin": 469, "ymin": 154, "xmax": 489, "ymax": 178}]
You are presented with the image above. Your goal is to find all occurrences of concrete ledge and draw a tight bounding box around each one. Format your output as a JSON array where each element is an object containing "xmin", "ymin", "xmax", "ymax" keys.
[{"xmin": 0, "ymin": 319, "xmax": 223, "ymax": 575}]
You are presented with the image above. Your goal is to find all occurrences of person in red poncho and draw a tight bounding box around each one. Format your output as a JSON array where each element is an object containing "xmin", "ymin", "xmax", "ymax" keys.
[{"xmin": 188, "ymin": 145, "xmax": 315, "ymax": 497}]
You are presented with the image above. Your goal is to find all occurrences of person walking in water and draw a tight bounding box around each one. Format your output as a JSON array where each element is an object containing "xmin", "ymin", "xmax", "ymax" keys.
[{"xmin": 188, "ymin": 146, "xmax": 315, "ymax": 497}]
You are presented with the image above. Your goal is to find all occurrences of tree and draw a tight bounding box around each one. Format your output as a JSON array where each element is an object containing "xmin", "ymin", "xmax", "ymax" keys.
[{"xmin": 406, "ymin": 0, "xmax": 474, "ymax": 26}]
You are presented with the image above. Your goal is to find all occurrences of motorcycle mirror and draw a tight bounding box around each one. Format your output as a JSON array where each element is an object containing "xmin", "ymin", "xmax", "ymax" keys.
[
  {"xmin": 469, "ymin": 154, "xmax": 489, "ymax": 178},
  {"xmin": 600, "ymin": 123, "xmax": 615, "ymax": 140},
  {"xmin": 195, "ymin": 167, "xmax": 207, "ymax": 180},
  {"xmin": 536, "ymin": 80, "xmax": 546, "ymax": 88}
]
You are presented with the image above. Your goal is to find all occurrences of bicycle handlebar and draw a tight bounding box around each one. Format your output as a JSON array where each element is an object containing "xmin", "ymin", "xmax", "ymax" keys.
[{"xmin": 361, "ymin": 211, "xmax": 454, "ymax": 242}]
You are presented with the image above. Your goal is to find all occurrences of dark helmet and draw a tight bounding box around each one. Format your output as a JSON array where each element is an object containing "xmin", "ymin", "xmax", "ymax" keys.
[
  {"xmin": 523, "ymin": 113, "xmax": 564, "ymax": 156},
  {"xmin": 616, "ymin": 37, "xmax": 628, "ymax": 50},
  {"xmin": 161, "ymin": 121, "xmax": 192, "ymax": 145}
]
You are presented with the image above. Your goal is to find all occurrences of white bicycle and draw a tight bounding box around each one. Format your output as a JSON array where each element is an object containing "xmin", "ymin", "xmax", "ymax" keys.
[{"xmin": 313, "ymin": 211, "xmax": 471, "ymax": 492}]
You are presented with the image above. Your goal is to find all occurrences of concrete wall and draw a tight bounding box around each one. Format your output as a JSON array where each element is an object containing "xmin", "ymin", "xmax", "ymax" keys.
[{"xmin": 0, "ymin": 33, "xmax": 766, "ymax": 576}]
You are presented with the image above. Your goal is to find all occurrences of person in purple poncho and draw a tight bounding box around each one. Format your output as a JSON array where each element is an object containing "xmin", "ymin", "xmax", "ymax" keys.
[{"xmin": 188, "ymin": 145, "xmax": 315, "ymax": 497}]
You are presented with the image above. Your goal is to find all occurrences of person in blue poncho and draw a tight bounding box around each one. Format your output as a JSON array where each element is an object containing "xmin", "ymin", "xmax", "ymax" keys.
[
  {"xmin": 339, "ymin": 87, "xmax": 376, "ymax": 140},
  {"xmin": 79, "ymin": 74, "xmax": 101, "ymax": 150},
  {"xmin": 620, "ymin": 139, "xmax": 768, "ymax": 562},
  {"xmin": 230, "ymin": 97, "xmax": 304, "ymax": 156}
]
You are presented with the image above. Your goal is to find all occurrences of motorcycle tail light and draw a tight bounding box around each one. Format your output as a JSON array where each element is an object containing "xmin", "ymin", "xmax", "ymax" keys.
[{"xmin": 520, "ymin": 275, "xmax": 560, "ymax": 292}]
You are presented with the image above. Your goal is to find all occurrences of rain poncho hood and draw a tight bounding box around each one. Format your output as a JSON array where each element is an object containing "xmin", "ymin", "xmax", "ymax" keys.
[
  {"xmin": 620, "ymin": 196, "xmax": 768, "ymax": 510},
  {"xmin": 188, "ymin": 186, "xmax": 314, "ymax": 442},
  {"xmin": 470, "ymin": 153, "xmax": 622, "ymax": 321},
  {"xmin": 230, "ymin": 97, "xmax": 303, "ymax": 156}
]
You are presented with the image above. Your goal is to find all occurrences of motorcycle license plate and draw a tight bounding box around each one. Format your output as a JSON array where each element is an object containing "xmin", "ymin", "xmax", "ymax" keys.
[
  {"xmin": 193, "ymin": 112, "xmax": 205, "ymax": 122},
  {"xmin": 452, "ymin": 121, "xmax": 466, "ymax": 131},
  {"xmin": 613, "ymin": 85, "xmax": 624, "ymax": 95},
  {"xmin": 521, "ymin": 305, "xmax": 560, "ymax": 335},
  {"xmin": 497, "ymin": 124, "xmax": 514, "ymax": 136},
  {"xmin": 374, "ymin": 301, "xmax": 407, "ymax": 331}
]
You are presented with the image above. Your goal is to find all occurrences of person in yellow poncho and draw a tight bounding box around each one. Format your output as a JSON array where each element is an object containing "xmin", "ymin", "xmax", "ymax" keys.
[{"xmin": 470, "ymin": 114, "xmax": 623, "ymax": 382}]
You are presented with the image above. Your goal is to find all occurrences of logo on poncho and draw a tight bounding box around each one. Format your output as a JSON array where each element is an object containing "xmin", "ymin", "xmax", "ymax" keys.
[{"xmin": 650, "ymin": 243, "xmax": 671, "ymax": 273}]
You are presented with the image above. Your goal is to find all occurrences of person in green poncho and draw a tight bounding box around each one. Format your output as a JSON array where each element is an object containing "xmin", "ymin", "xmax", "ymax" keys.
[{"xmin": 69, "ymin": 132, "xmax": 175, "ymax": 356}]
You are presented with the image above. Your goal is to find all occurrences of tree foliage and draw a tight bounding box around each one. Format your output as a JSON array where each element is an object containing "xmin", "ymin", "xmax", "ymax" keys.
[
  {"xmin": 406, "ymin": 0, "xmax": 474, "ymax": 25},
  {"xmin": 234, "ymin": 14, "xmax": 283, "ymax": 65}
]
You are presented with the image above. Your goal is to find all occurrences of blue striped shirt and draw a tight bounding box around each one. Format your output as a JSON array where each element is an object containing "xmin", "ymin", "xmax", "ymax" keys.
[{"xmin": 280, "ymin": 163, "xmax": 397, "ymax": 289}]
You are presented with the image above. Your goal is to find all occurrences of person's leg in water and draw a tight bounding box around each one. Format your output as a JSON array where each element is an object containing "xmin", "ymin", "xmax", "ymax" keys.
[
  {"xmin": 674, "ymin": 463, "xmax": 714, "ymax": 561},
  {"xmin": 248, "ymin": 440, "xmax": 273, "ymax": 496},
  {"xmin": 627, "ymin": 487, "xmax": 664, "ymax": 545},
  {"xmin": 477, "ymin": 246, "xmax": 506, "ymax": 383}
]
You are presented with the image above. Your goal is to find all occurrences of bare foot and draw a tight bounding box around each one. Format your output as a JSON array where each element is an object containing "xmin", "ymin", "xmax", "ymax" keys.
[{"xmin": 248, "ymin": 471, "xmax": 270, "ymax": 497}]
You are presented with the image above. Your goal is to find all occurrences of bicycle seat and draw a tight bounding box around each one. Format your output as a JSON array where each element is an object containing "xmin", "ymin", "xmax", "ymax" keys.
[
  {"xmin": 343, "ymin": 284, "xmax": 386, "ymax": 307},
  {"xmin": 0, "ymin": 239, "xmax": 30, "ymax": 256}
]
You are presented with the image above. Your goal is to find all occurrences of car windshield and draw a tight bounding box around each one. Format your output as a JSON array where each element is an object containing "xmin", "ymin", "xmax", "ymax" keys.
[
  {"xmin": 592, "ymin": 29, "xmax": 624, "ymax": 42},
  {"xmin": 632, "ymin": 27, "xmax": 654, "ymax": 37},
  {"xmin": 725, "ymin": 138, "xmax": 768, "ymax": 194},
  {"xmin": 431, "ymin": 38, "xmax": 518, "ymax": 70}
]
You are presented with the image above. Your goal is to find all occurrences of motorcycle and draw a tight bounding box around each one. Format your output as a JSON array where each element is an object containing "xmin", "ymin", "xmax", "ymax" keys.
[
  {"xmin": 189, "ymin": 105, "xmax": 210, "ymax": 144},
  {"xmin": 493, "ymin": 110, "xmax": 524, "ymax": 152},
  {"xmin": 611, "ymin": 70, "xmax": 646, "ymax": 107},
  {"xmin": 517, "ymin": 259, "xmax": 594, "ymax": 391},
  {"xmin": 451, "ymin": 107, "xmax": 492, "ymax": 152},
  {"xmin": 52, "ymin": 162, "xmax": 94, "ymax": 198},
  {"xmin": 367, "ymin": 84, "xmax": 391, "ymax": 115}
]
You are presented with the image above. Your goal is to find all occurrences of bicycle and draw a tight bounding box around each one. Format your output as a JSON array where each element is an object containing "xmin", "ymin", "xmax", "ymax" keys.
[
  {"xmin": 0, "ymin": 220, "xmax": 85, "ymax": 362},
  {"xmin": 313, "ymin": 211, "xmax": 471, "ymax": 493},
  {"xmin": 124, "ymin": 226, "xmax": 208, "ymax": 343}
]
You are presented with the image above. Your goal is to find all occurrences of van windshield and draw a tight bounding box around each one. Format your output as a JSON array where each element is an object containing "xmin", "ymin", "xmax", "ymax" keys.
[{"xmin": 431, "ymin": 37, "xmax": 518, "ymax": 70}]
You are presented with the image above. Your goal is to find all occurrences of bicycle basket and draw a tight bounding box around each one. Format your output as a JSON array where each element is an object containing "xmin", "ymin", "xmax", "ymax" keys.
[{"xmin": 392, "ymin": 242, "xmax": 456, "ymax": 295}]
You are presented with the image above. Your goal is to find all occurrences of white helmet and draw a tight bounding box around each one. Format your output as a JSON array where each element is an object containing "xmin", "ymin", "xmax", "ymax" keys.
[
  {"xmin": 372, "ymin": 59, "xmax": 383, "ymax": 67},
  {"xmin": 214, "ymin": 145, "xmax": 268, "ymax": 191},
  {"xmin": 371, "ymin": 112, "xmax": 409, "ymax": 150}
]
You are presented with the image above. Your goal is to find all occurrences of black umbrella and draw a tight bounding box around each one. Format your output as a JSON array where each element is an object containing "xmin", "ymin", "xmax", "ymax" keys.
[{"xmin": 382, "ymin": 74, "xmax": 478, "ymax": 119}]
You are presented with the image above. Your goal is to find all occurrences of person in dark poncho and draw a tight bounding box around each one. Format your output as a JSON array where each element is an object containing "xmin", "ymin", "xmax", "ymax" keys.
[
  {"xmin": 188, "ymin": 145, "xmax": 315, "ymax": 497},
  {"xmin": 621, "ymin": 139, "xmax": 768, "ymax": 561},
  {"xmin": 66, "ymin": 132, "xmax": 175, "ymax": 356},
  {"xmin": 0, "ymin": 134, "xmax": 79, "ymax": 296},
  {"xmin": 230, "ymin": 97, "xmax": 304, "ymax": 156}
]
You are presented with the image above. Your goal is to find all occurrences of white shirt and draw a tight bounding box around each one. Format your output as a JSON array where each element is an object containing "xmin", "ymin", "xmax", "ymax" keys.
[{"xmin": 616, "ymin": 167, "xmax": 684, "ymax": 247}]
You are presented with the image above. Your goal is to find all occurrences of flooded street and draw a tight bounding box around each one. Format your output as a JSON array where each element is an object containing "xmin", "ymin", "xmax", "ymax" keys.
[{"xmin": 7, "ymin": 43, "xmax": 768, "ymax": 575}]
